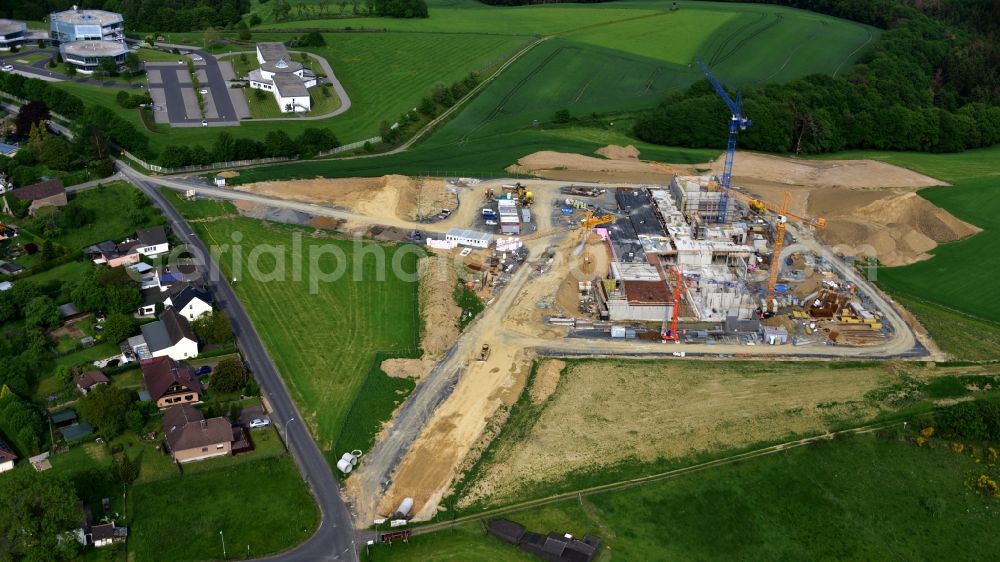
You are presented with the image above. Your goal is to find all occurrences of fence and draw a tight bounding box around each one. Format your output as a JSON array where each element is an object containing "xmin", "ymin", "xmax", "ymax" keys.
[
  {"xmin": 119, "ymin": 150, "xmax": 298, "ymax": 174},
  {"xmin": 317, "ymin": 135, "xmax": 382, "ymax": 157}
]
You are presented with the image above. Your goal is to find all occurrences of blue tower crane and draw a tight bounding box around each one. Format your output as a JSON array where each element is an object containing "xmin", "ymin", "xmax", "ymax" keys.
[{"xmin": 696, "ymin": 60, "xmax": 751, "ymax": 223}]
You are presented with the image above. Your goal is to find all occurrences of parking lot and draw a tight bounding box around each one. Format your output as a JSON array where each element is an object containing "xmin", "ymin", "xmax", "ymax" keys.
[{"xmin": 144, "ymin": 52, "xmax": 245, "ymax": 127}]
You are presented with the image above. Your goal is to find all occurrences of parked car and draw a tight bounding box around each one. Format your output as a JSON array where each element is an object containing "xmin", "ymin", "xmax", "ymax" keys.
[
  {"xmin": 201, "ymin": 119, "xmax": 208, "ymax": 127},
  {"xmin": 0, "ymin": 64, "xmax": 13, "ymax": 72},
  {"xmin": 248, "ymin": 418, "xmax": 270, "ymax": 429},
  {"xmin": 194, "ymin": 365, "xmax": 211, "ymax": 375},
  {"xmin": 199, "ymin": 88, "xmax": 208, "ymax": 94}
]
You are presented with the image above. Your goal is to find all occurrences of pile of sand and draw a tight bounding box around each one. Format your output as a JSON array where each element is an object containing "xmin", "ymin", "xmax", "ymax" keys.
[
  {"xmin": 595, "ymin": 144, "xmax": 640, "ymax": 160},
  {"xmin": 234, "ymin": 175, "xmax": 456, "ymax": 223},
  {"xmin": 817, "ymin": 192, "xmax": 981, "ymax": 266},
  {"xmin": 507, "ymin": 146, "xmax": 689, "ymax": 183},
  {"xmin": 714, "ymin": 152, "xmax": 945, "ymax": 190},
  {"xmin": 416, "ymin": 255, "xmax": 461, "ymax": 358}
]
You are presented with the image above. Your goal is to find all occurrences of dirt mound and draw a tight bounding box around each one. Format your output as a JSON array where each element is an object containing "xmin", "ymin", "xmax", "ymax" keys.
[
  {"xmin": 234, "ymin": 175, "xmax": 456, "ymax": 223},
  {"xmin": 595, "ymin": 144, "xmax": 640, "ymax": 160},
  {"xmin": 381, "ymin": 358, "xmax": 438, "ymax": 380},
  {"xmin": 508, "ymin": 149, "xmax": 689, "ymax": 184},
  {"xmin": 818, "ymin": 192, "xmax": 981, "ymax": 266},
  {"xmin": 715, "ymin": 152, "xmax": 945, "ymax": 190},
  {"xmin": 529, "ymin": 360, "xmax": 565, "ymax": 404},
  {"xmin": 417, "ymin": 255, "xmax": 461, "ymax": 359}
]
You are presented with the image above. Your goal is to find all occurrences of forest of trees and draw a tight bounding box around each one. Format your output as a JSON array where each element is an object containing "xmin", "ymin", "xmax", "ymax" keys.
[
  {"xmin": 2, "ymin": 0, "xmax": 250, "ymax": 33},
  {"xmin": 634, "ymin": 0, "xmax": 1000, "ymax": 154}
]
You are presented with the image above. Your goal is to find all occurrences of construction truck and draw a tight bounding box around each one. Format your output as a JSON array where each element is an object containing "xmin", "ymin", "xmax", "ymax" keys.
[
  {"xmin": 503, "ymin": 183, "xmax": 533, "ymax": 207},
  {"xmin": 475, "ymin": 344, "xmax": 491, "ymax": 362}
]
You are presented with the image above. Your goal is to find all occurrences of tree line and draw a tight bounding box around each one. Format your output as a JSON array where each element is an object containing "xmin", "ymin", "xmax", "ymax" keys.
[
  {"xmin": 3, "ymin": 0, "xmax": 250, "ymax": 33},
  {"xmin": 633, "ymin": 0, "xmax": 1000, "ymax": 154},
  {"xmin": 157, "ymin": 127, "xmax": 340, "ymax": 168}
]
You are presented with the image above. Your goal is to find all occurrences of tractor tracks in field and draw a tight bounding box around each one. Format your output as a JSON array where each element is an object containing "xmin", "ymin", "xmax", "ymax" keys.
[
  {"xmin": 708, "ymin": 12, "xmax": 783, "ymax": 68},
  {"xmin": 408, "ymin": 420, "xmax": 901, "ymax": 537}
]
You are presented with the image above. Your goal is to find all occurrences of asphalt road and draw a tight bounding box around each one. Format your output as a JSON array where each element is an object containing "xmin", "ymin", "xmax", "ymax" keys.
[{"xmin": 117, "ymin": 163, "xmax": 360, "ymax": 561}]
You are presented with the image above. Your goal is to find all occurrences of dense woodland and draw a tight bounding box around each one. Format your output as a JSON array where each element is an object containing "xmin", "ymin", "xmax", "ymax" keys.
[
  {"xmin": 0, "ymin": 0, "xmax": 250, "ymax": 32},
  {"xmin": 634, "ymin": 0, "xmax": 1000, "ymax": 154}
]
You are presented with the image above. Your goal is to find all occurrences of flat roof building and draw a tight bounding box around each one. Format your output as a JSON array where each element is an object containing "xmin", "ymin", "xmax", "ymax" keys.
[
  {"xmin": 59, "ymin": 39, "xmax": 128, "ymax": 72},
  {"xmin": 0, "ymin": 19, "xmax": 26, "ymax": 50},
  {"xmin": 248, "ymin": 42, "xmax": 317, "ymax": 113},
  {"xmin": 50, "ymin": 7, "xmax": 123, "ymax": 44},
  {"xmin": 445, "ymin": 228, "xmax": 493, "ymax": 249}
]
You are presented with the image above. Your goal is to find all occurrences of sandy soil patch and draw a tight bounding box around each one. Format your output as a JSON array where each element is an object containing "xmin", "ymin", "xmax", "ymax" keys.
[
  {"xmin": 381, "ymin": 358, "xmax": 439, "ymax": 379},
  {"xmin": 217, "ymin": 170, "xmax": 240, "ymax": 178},
  {"xmin": 508, "ymin": 146, "xmax": 691, "ymax": 184},
  {"xmin": 529, "ymin": 360, "xmax": 565, "ymax": 404},
  {"xmin": 234, "ymin": 175, "xmax": 456, "ymax": 223},
  {"xmin": 595, "ymin": 144, "xmax": 640, "ymax": 160},
  {"xmin": 714, "ymin": 152, "xmax": 945, "ymax": 191},
  {"xmin": 416, "ymin": 255, "xmax": 461, "ymax": 359},
  {"xmin": 460, "ymin": 360, "xmax": 918, "ymax": 507},
  {"xmin": 376, "ymin": 346, "xmax": 534, "ymax": 521}
]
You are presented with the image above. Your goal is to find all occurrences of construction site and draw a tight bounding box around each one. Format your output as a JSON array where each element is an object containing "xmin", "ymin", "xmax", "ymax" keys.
[{"xmin": 187, "ymin": 64, "xmax": 984, "ymax": 533}]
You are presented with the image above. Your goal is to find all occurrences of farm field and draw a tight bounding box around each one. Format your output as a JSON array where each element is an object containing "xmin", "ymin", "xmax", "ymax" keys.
[
  {"xmin": 184, "ymin": 215, "xmax": 422, "ymax": 460},
  {"xmin": 381, "ymin": 432, "xmax": 1000, "ymax": 561},
  {"xmin": 450, "ymin": 358, "xmax": 1000, "ymax": 512}
]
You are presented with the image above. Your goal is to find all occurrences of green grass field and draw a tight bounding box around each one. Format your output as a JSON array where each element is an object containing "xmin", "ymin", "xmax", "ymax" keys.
[
  {"xmin": 51, "ymin": 181, "xmax": 164, "ymax": 250},
  {"xmin": 185, "ymin": 216, "xmax": 422, "ymax": 461},
  {"xmin": 128, "ymin": 455, "xmax": 317, "ymax": 562},
  {"xmin": 382, "ymin": 432, "xmax": 1000, "ymax": 560}
]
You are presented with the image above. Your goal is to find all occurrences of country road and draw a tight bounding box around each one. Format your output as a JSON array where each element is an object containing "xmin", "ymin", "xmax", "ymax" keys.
[{"xmin": 117, "ymin": 162, "xmax": 361, "ymax": 562}]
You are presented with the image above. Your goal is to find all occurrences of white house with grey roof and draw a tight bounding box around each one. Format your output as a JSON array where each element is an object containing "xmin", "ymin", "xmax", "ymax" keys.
[
  {"xmin": 247, "ymin": 42, "xmax": 316, "ymax": 113},
  {"xmin": 163, "ymin": 286, "xmax": 213, "ymax": 322},
  {"xmin": 135, "ymin": 307, "xmax": 198, "ymax": 361}
]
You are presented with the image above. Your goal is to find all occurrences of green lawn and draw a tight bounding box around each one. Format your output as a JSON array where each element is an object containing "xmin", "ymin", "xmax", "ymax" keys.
[
  {"xmin": 183, "ymin": 216, "xmax": 422, "ymax": 462},
  {"xmin": 128, "ymin": 455, "xmax": 317, "ymax": 562},
  {"xmin": 383, "ymin": 432, "xmax": 1000, "ymax": 560},
  {"xmin": 162, "ymin": 188, "xmax": 238, "ymax": 219},
  {"xmin": 17, "ymin": 259, "xmax": 92, "ymax": 286},
  {"xmin": 50, "ymin": 181, "xmax": 164, "ymax": 250},
  {"xmin": 137, "ymin": 47, "xmax": 184, "ymax": 63}
]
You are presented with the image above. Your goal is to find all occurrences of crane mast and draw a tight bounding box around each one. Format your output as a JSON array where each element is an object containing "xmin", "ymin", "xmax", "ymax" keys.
[{"xmin": 696, "ymin": 60, "xmax": 751, "ymax": 223}]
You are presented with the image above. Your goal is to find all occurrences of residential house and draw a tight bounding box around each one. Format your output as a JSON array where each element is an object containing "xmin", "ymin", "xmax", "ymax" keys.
[
  {"xmin": 2, "ymin": 178, "xmax": 67, "ymax": 216},
  {"xmin": 0, "ymin": 261, "xmax": 24, "ymax": 276},
  {"xmin": 0, "ymin": 438, "xmax": 17, "ymax": 472},
  {"xmin": 161, "ymin": 403, "xmax": 234, "ymax": 463},
  {"xmin": 75, "ymin": 371, "xmax": 110, "ymax": 395},
  {"xmin": 90, "ymin": 522, "xmax": 128, "ymax": 547},
  {"xmin": 74, "ymin": 502, "xmax": 128, "ymax": 547},
  {"xmin": 131, "ymin": 226, "xmax": 169, "ymax": 257},
  {"xmin": 164, "ymin": 286, "xmax": 213, "ymax": 322},
  {"xmin": 138, "ymin": 307, "xmax": 199, "ymax": 361},
  {"xmin": 85, "ymin": 240, "xmax": 141, "ymax": 268},
  {"xmin": 141, "ymin": 264, "xmax": 199, "ymax": 292},
  {"xmin": 136, "ymin": 288, "xmax": 160, "ymax": 317},
  {"xmin": 58, "ymin": 302, "xmax": 90, "ymax": 323},
  {"xmin": 140, "ymin": 355, "xmax": 202, "ymax": 408}
]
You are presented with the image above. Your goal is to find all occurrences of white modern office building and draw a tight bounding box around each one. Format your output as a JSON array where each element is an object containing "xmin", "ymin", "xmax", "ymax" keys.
[
  {"xmin": 247, "ymin": 42, "xmax": 317, "ymax": 113},
  {"xmin": 50, "ymin": 7, "xmax": 123, "ymax": 44},
  {"xmin": 0, "ymin": 19, "xmax": 26, "ymax": 51},
  {"xmin": 59, "ymin": 39, "xmax": 128, "ymax": 73}
]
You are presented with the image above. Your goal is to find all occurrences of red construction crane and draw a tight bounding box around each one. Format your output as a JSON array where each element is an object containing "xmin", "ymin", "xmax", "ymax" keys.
[{"xmin": 661, "ymin": 268, "xmax": 682, "ymax": 342}]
